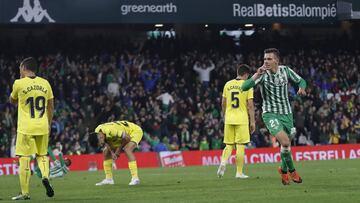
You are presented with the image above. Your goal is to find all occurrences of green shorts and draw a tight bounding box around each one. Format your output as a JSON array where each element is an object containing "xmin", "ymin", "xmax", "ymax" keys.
[{"xmin": 262, "ymin": 112, "xmax": 295, "ymax": 137}]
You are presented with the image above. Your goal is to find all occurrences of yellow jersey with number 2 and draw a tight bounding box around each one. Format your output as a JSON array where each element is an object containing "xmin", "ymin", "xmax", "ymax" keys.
[{"xmin": 95, "ymin": 121, "xmax": 143, "ymax": 146}]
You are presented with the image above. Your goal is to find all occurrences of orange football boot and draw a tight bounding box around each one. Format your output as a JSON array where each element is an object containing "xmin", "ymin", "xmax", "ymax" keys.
[
  {"xmin": 289, "ymin": 170, "xmax": 303, "ymax": 183},
  {"xmin": 278, "ymin": 167, "xmax": 290, "ymax": 185}
]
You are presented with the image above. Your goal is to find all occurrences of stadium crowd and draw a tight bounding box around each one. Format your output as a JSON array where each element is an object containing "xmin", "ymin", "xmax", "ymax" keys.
[{"xmin": 0, "ymin": 32, "xmax": 359, "ymax": 157}]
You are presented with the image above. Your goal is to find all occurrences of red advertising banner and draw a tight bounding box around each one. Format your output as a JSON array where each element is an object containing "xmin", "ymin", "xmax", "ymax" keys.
[
  {"xmin": 1, "ymin": 144, "xmax": 359, "ymax": 175},
  {"xmin": 159, "ymin": 151, "xmax": 185, "ymax": 167},
  {"xmin": 183, "ymin": 144, "xmax": 360, "ymax": 166},
  {"xmin": 66, "ymin": 152, "xmax": 159, "ymax": 171},
  {"xmin": 0, "ymin": 152, "xmax": 159, "ymax": 176}
]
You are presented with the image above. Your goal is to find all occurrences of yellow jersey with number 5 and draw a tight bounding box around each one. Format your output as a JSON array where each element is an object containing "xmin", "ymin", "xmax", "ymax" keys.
[
  {"xmin": 10, "ymin": 76, "xmax": 53, "ymax": 135},
  {"xmin": 222, "ymin": 79, "xmax": 253, "ymax": 125}
]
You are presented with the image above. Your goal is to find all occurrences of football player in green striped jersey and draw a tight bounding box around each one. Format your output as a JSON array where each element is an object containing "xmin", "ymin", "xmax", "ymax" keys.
[
  {"xmin": 242, "ymin": 48, "xmax": 306, "ymax": 185},
  {"xmin": 32, "ymin": 147, "xmax": 71, "ymax": 179}
]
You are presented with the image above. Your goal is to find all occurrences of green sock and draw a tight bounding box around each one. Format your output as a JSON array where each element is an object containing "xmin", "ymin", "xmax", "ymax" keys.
[
  {"xmin": 281, "ymin": 151, "xmax": 295, "ymax": 172},
  {"xmin": 280, "ymin": 153, "xmax": 288, "ymax": 172}
]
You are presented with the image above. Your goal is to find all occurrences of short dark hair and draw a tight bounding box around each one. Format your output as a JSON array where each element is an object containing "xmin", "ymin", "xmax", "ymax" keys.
[
  {"xmin": 237, "ymin": 64, "xmax": 251, "ymax": 76},
  {"xmin": 21, "ymin": 57, "xmax": 38, "ymax": 72},
  {"xmin": 88, "ymin": 132, "xmax": 99, "ymax": 148},
  {"xmin": 264, "ymin": 48, "xmax": 280, "ymax": 60}
]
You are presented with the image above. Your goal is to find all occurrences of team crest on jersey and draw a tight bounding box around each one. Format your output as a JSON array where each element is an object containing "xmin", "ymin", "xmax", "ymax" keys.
[{"xmin": 274, "ymin": 75, "xmax": 286, "ymax": 85}]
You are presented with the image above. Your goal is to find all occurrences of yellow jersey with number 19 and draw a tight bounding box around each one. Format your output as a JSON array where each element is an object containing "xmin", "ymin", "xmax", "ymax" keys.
[
  {"xmin": 10, "ymin": 76, "xmax": 53, "ymax": 135},
  {"xmin": 222, "ymin": 79, "xmax": 253, "ymax": 125}
]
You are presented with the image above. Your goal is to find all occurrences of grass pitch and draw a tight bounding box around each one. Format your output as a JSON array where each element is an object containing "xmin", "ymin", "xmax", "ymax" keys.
[{"xmin": 0, "ymin": 159, "xmax": 359, "ymax": 203}]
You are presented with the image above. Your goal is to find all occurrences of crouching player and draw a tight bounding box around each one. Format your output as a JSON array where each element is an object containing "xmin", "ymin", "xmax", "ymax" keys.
[{"xmin": 89, "ymin": 120, "xmax": 143, "ymax": 186}]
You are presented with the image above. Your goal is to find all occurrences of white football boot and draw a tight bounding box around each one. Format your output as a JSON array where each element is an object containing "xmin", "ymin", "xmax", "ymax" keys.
[
  {"xmin": 95, "ymin": 179, "xmax": 114, "ymax": 186},
  {"xmin": 128, "ymin": 177, "xmax": 140, "ymax": 186},
  {"xmin": 235, "ymin": 173, "xmax": 249, "ymax": 179},
  {"xmin": 217, "ymin": 164, "xmax": 226, "ymax": 178}
]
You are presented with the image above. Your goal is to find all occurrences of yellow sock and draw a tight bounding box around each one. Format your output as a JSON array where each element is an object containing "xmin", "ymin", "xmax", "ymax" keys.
[
  {"xmin": 221, "ymin": 145, "xmax": 234, "ymax": 165},
  {"xmin": 128, "ymin": 161, "xmax": 138, "ymax": 178},
  {"xmin": 36, "ymin": 156, "xmax": 49, "ymax": 179},
  {"xmin": 236, "ymin": 144, "xmax": 245, "ymax": 174},
  {"xmin": 104, "ymin": 159, "xmax": 113, "ymax": 179},
  {"xmin": 19, "ymin": 156, "xmax": 31, "ymax": 195}
]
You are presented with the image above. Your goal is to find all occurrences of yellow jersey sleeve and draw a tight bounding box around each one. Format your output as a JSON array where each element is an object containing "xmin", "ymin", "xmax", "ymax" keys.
[
  {"xmin": 95, "ymin": 125, "xmax": 102, "ymax": 133},
  {"xmin": 95, "ymin": 124, "xmax": 108, "ymax": 134},
  {"xmin": 247, "ymin": 87, "xmax": 254, "ymax": 100},
  {"xmin": 47, "ymin": 80, "xmax": 54, "ymax": 100},
  {"xmin": 222, "ymin": 83, "xmax": 228, "ymax": 99},
  {"xmin": 10, "ymin": 80, "xmax": 19, "ymax": 100}
]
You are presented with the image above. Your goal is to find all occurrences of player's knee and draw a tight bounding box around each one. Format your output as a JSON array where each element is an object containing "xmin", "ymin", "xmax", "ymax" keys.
[
  {"xmin": 103, "ymin": 150, "xmax": 112, "ymax": 159},
  {"xmin": 36, "ymin": 154, "xmax": 46, "ymax": 158},
  {"xmin": 19, "ymin": 156, "xmax": 31, "ymax": 169},
  {"xmin": 124, "ymin": 148, "xmax": 136, "ymax": 161},
  {"xmin": 124, "ymin": 147, "xmax": 133, "ymax": 155},
  {"xmin": 290, "ymin": 128, "xmax": 297, "ymax": 138},
  {"xmin": 225, "ymin": 144, "xmax": 235, "ymax": 150},
  {"xmin": 281, "ymin": 145, "xmax": 291, "ymax": 152},
  {"xmin": 282, "ymin": 141, "xmax": 290, "ymax": 147},
  {"xmin": 125, "ymin": 142, "xmax": 136, "ymax": 151},
  {"xmin": 19, "ymin": 156, "xmax": 31, "ymax": 160}
]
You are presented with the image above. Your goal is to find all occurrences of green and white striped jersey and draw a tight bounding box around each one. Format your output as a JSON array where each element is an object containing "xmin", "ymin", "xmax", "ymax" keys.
[
  {"xmin": 254, "ymin": 65, "xmax": 303, "ymax": 114},
  {"xmin": 50, "ymin": 160, "xmax": 69, "ymax": 178}
]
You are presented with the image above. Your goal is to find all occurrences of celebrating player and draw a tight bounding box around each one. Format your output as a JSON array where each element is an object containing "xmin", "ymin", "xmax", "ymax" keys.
[
  {"xmin": 217, "ymin": 64, "xmax": 255, "ymax": 179},
  {"xmin": 10, "ymin": 57, "xmax": 55, "ymax": 200},
  {"xmin": 89, "ymin": 120, "xmax": 143, "ymax": 186},
  {"xmin": 241, "ymin": 48, "xmax": 306, "ymax": 185}
]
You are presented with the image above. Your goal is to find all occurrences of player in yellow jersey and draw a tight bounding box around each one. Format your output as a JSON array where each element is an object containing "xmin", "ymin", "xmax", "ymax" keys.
[
  {"xmin": 217, "ymin": 64, "xmax": 255, "ymax": 179},
  {"xmin": 89, "ymin": 120, "xmax": 143, "ymax": 186},
  {"xmin": 10, "ymin": 57, "xmax": 54, "ymax": 200}
]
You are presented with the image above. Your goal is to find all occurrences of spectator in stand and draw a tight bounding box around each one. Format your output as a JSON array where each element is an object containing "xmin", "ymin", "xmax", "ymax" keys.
[
  {"xmin": 199, "ymin": 136, "xmax": 210, "ymax": 150},
  {"xmin": 156, "ymin": 89, "xmax": 174, "ymax": 112},
  {"xmin": 211, "ymin": 134, "xmax": 222, "ymax": 150},
  {"xmin": 193, "ymin": 60, "xmax": 215, "ymax": 88},
  {"xmin": 141, "ymin": 66, "xmax": 161, "ymax": 92}
]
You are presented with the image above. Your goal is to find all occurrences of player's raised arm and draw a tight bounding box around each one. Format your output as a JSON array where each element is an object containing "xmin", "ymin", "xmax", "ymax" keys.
[
  {"xmin": 47, "ymin": 146, "xmax": 57, "ymax": 162},
  {"xmin": 241, "ymin": 66, "xmax": 265, "ymax": 91},
  {"xmin": 58, "ymin": 153, "xmax": 65, "ymax": 166}
]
